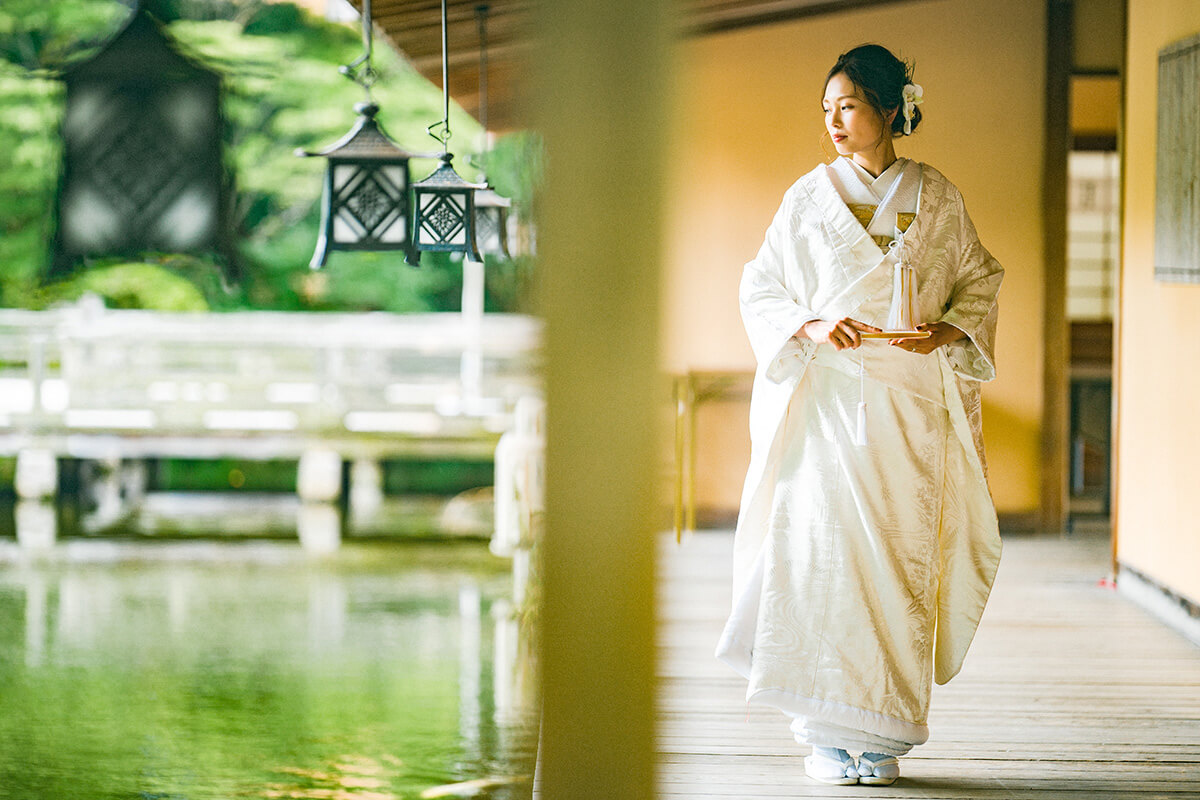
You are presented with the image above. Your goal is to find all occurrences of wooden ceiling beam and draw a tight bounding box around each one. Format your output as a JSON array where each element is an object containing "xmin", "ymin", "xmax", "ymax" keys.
[
  {"xmin": 351, "ymin": 0, "xmax": 915, "ymax": 130},
  {"xmin": 404, "ymin": 40, "xmax": 526, "ymax": 72},
  {"xmin": 682, "ymin": 0, "xmax": 916, "ymax": 35}
]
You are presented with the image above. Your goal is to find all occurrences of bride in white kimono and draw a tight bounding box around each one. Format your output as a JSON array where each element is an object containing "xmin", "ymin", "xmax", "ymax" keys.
[{"xmin": 715, "ymin": 45, "xmax": 1003, "ymax": 786}]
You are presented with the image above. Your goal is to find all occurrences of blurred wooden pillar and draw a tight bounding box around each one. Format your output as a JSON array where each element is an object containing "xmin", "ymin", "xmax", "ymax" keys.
[
  {"xmin": 1043, "ymin": 0, "xmax": 1073, "ymax": 533},
  {"xmin": 532, "ymin": 0, "xmax": 671, "ymax": 797}
]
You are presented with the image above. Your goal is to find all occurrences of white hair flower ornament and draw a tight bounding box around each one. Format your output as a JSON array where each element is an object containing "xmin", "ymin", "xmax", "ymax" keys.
[{"xmin": 901, "ymin": 83, "xmax": 924, "ymax": 135}]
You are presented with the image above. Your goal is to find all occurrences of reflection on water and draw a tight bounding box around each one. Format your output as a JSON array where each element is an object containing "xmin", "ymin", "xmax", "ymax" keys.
[
  {"xmin": 1, "ymin": 491, "xmax": 495, "ymax": 549},
  {"xmin": 0, "ymin": 535, "xmax": 536, "ymax": 800}
]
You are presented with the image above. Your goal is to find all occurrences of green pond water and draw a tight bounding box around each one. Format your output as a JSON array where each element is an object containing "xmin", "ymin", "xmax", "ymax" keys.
[{"xmin": 0, "ymin": 519, "xmax": 537, "ymax": 800}]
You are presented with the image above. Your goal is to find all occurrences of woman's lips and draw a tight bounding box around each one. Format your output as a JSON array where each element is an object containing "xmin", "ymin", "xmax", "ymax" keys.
[{"xmin": 832, "ymin": 134, "xmax": 847, "ymax": 142}]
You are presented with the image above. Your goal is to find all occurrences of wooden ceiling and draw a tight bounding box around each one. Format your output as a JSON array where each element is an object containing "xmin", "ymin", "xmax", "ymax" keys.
[{"xmin": 359, "ymin": 0, "xmax": 909, "ymax": 130}]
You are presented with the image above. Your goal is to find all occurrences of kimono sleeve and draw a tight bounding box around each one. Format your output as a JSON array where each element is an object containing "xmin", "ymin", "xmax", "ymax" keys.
[
  {"xmin": 739, "ymin": 191, "xmax": 820, "ymax": 383},
  {"xmin": 939, "ymin": 191, "xmax": 1003, "ymax": 382}
]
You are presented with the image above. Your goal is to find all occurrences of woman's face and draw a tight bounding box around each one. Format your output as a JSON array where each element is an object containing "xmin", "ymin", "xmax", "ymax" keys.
[{"xmin": 821, "ymin": 72, "xmax": 892, "ymax": 158}]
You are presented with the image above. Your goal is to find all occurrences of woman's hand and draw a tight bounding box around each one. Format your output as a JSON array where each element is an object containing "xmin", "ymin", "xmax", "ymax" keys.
[
  {"xmin": 797, "ymin": 317, "xmax": 881, "ymax": 351},
  {"xmin": 891, "ymin": 321, "xmax": 966, "ymax": 354}
]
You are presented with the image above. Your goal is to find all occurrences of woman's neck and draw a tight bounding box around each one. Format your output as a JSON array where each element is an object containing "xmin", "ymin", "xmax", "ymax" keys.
[{"xmin": 852, "ymin": 141, "xmax": 898, "ymax": 178}]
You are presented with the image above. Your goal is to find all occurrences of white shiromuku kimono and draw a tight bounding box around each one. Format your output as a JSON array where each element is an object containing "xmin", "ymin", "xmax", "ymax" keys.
[{"xmin": 715, "ymin": 157, "xmax": 1003, "ymax": 756}]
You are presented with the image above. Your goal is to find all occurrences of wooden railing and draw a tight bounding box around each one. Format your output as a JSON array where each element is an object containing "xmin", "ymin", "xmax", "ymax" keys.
[
  {"xmin": 0, "ymin": 300, "xmax": 542, "ymax": 462},
  {"xmin": 671, "ymin": 370, "xmax": 752, "ymax": 541}
]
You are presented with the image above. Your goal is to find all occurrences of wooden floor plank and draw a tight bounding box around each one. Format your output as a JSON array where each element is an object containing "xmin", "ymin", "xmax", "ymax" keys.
[{"xmin": 654, "ymin": 531, "xmax": 1200, "ymax": 798}]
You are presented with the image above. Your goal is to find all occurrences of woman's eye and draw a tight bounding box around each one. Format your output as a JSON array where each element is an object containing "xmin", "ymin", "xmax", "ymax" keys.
[{"xmin": 842, "ymin": 105, "xmax": 853, "ymax": 111}]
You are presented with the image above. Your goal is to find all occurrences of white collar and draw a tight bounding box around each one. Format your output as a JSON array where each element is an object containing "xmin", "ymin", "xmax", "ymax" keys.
[{"xmin": 833, "ymin": 156, "xmax": 908, "ymax": 201}]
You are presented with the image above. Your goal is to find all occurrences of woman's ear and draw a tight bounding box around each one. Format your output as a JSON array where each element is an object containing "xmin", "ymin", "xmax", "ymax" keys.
[{"xmin": 885, "ymin": 106, "xmax": 899, "ymax": 127}]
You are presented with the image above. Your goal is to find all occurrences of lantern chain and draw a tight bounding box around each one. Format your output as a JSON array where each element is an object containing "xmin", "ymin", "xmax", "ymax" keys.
[
  {"xmin": 477, "ymin": 4, "xmax": 489, "ymax": 137},
  {"xmin": 427, "ymin": 0, "xmax": 452, "ymax": 152}
]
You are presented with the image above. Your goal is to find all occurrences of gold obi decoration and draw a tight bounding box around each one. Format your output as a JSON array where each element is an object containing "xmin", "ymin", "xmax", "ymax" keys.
[
  {"xmin": 848, "ymin": 205, "xmax": 917, "ymax": 251},
  {"xmin": 848, "ymin": 203, "xmax": 876, "ymax": 230}
]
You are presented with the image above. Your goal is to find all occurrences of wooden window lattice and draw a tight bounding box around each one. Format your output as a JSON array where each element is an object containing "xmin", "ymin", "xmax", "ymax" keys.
[{"xmin": 1155, "ymin": 32, "xmax": 1200, "ymax": 283}]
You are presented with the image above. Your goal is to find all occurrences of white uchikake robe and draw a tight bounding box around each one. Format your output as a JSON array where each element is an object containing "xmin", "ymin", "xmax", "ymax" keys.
[{"xmin": 715, "ymin": 160, "xmax": 1004, "ymax": 756}]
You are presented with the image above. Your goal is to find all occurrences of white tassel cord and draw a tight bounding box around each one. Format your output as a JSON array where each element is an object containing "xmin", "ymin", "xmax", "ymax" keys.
[{"xmin": 887, "ymin": 261, "xmax": 918, "ymax": 333}]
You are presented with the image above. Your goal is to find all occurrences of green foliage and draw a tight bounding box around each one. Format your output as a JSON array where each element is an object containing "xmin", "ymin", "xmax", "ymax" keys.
[
  {"xmin": 476, "ymin": 131, "xmax": 544, "ymax": 313},
  {"xmin": 0, "ymin": 0, "xmax": 128, "ymax": 70},
  {"xmin": 383, "ymin": 458, "xmax": 496, "ymax": 496},
  {"xmin": 35, "ymin": 260, "xmax": 211, "ymax": 311},
  {"xmin": 0, "ymin": 459, "xmax": 14, "ymax": 495},
  {"xmin": 153, "ymin": 457, "xmax": 299, "ymax": 491},
  {"xmin": 484, "ymin": 130, "xmax": 544, "ymax": 216},
  {"xmin": 241, "ymin": 1, "xmax": 304, "ymax": 35},
  {"xmin": 0, "ymin": 0, "xmax": 545, "ymax": 314},
  {"xmin": 0, "ymin": 62, "xmax": 62, "ymax": 308}
]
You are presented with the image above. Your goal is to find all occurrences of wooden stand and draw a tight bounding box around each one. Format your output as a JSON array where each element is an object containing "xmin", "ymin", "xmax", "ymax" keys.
[{"xmin": 860, "ymin": 330, "xmax": 932, "ymax": 339}]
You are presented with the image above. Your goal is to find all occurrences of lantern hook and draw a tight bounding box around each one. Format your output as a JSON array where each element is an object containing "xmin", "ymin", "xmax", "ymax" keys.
[
  {"xmin": 339, "ymin": 0, "xmax": 379, "ymax": 97},
  {"xmin": 427, "ymin": 118, "xmax": 451, "ymax": 151}
]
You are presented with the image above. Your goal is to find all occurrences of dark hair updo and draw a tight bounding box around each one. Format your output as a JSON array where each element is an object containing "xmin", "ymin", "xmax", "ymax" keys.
[{"xmin": 824, "ymin": 44, "xmax": 920, "ymax": 137}]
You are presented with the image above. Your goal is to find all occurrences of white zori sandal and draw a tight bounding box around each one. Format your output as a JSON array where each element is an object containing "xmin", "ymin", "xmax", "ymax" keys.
[
  {"xmin": 857, "ymin": 752, "xmax": 900, "ymax": 785},
  {"xmin": 803, "ymin": 748, "xmax": 858, "ymax": 785}
]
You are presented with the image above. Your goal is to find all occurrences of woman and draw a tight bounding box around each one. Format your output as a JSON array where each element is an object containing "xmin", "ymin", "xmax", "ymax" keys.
[{"xmin": 715, "ymin": 44, "xmax": 1003, "ymax": 786}]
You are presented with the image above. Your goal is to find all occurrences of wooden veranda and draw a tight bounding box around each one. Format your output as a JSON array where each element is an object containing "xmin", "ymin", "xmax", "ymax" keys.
[{"xmin": 657, "ymin": 531, "xmax": 1200, "ymax": 798}]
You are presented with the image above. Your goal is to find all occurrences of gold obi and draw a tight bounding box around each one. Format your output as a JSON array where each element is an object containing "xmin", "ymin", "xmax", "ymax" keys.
[{"xmin": 848, "ymin": 205, "xmax": 917, "ymax": 251}]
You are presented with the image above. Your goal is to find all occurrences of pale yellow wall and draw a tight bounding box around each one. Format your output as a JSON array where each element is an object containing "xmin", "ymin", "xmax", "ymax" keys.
[
  {"xmin": 1116, "ymin": 0, "xmax": 1200, "ymax": 604},
  {"xmin": 663, "ymin": 0, "xmax": 1047, "ymax": 514},
  {"xmin": 1071, "ymin": 75, "xmax": 1120, "ymax": 135}
]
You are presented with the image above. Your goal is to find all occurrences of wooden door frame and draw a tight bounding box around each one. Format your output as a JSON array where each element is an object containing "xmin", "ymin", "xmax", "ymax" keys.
[{"xmin": 1043, "ymin": 0, "xmax": 1073, "ymax": 534}]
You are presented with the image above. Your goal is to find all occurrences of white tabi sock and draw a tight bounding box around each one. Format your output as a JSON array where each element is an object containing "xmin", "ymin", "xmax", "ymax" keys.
[
  {"xmin": 858, "ymin": 751, "xmax": 901, "ymax": 782},
  {"xmin": 812, "ymin": 746, "xmax": 856, "ymax": 779}
]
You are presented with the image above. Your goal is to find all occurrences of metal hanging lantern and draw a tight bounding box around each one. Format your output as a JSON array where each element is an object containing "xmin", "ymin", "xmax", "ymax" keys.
[
  {"xmin": 413, "ymin": 153, "xmax": 486, "ymax": 261},
  {"xmin": 411, "ymin": 0, "xmax": 485, "ymax": 263},
  {"xmin": 51, "ymin": 6, "xmax": 234, "ymax": 281},
  {"xmin": 299, "ymin": 102, "xmax": 419, "ymax": 268},
  {"xmin": 298, "ymin": 0, "xmax": 420, "ymax": 268},
  {"xmin": 473, "ymin": 186, "xmax": 511, "ymax": 258}
]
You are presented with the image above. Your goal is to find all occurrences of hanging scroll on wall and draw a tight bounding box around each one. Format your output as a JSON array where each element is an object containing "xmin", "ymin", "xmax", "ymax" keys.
[{"xmin": 1155, "ymin": 32, "xmax": 1200, "ymax": 283}]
